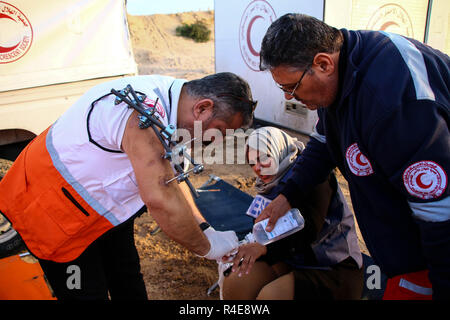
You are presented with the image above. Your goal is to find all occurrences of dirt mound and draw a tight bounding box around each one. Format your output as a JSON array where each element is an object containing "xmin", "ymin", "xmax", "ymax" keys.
[{"xmin": 127, "ymin": 11, "xmax": 215, "ymax": 79}]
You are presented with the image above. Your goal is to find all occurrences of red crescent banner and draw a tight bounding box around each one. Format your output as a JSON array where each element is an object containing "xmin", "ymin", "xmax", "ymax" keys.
[
  {"xmin": 366, "ymin": 3, "xmax": 414, "ymax": 38},
  {"xmin": 0, "ymin": 2, "xmax": 33, "ymax": 64},
  {"xmin": 246, "ymin": 15, "xmax": 263, "ymax": 57},
  {"xmin": 239, "ymin": 0, "xmax": 276, "ymax": 71}
]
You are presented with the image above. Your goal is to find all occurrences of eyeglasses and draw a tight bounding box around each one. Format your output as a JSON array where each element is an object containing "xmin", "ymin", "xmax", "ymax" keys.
[
  {"xmin": 217, "ymin": 93, "xmax": 258, "ymax": 112},
  {"xmin": 275, "ymin": 65, "xmax": 311, "ymax": 96}
]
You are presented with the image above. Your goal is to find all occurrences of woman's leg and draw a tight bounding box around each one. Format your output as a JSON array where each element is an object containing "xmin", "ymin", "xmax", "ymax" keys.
[
  {"xmin": 222, "ymin": 261, "xmax": 278, "ymax": 299},
  {"xmin": 256, "ymin": 272, "xmax": 295, "ymax": 300}
]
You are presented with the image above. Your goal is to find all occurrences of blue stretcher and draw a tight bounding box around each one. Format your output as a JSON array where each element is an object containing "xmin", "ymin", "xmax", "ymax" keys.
[{"xmin": 194, "ymin": 175, "xmax": 254, "ymax": 241}]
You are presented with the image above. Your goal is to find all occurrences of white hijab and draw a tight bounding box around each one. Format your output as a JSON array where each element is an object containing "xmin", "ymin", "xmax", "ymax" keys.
[{"xmin": 246, "ymin": 127, "xmax": 305, "ymax": 194}]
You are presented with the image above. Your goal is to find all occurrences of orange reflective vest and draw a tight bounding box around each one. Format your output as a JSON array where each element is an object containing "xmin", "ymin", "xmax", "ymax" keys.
[
  {"xmin": 0, "ymin": 127, "xmax": 114, "ymax": 262},
  {"xmin": 0, "ymin": 75, "xmax": 183, "ymax": 263}
]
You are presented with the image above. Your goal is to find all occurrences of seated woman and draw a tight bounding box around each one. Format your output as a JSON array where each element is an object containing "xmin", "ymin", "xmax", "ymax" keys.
[{"xmin": 222, "ymin": 126, "xmax": 363, "ymax": 300}]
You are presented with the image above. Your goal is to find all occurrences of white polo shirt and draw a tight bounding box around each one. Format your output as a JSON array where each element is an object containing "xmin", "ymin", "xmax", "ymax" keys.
[{"xmin": 49, "ymin": 75, "xmax": 186, "ymax": 225}]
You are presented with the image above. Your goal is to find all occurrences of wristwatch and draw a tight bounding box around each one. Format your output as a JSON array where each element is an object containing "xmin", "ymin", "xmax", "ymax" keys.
[{"xmin": 199, "ymin": 222, "xmax": 210, "ymax": 232}]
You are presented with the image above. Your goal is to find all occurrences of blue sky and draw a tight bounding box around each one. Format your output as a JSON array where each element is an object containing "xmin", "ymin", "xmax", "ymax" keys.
[{"xmin": 126, "ymin": 0, "xmax": 214, "ymax": 15}]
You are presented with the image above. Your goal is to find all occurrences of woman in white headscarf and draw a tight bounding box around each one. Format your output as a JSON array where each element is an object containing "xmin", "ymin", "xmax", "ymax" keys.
[{"xmin": 222, "ymin": 127, "xmax": 364, "ymax": 300}]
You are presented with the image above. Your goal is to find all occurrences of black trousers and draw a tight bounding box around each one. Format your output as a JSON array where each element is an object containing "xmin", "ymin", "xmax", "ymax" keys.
[
  {"xmin": 38, "ymin": 219, "xmax": 148, "ymax": 300},
  {"xmin": 292, "ymin": 257, "xmax": 364, "ymax": 300}
]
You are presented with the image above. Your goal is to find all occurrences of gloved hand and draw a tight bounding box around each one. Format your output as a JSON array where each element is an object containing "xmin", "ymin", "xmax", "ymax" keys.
[{"xmin": 200, "ymin": 227, "xmax": 239, "ymax": 261}]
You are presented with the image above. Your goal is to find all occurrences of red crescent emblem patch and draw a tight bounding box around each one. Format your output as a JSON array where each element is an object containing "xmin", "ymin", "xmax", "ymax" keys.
[
  {"xmin": 143, "ymin": 97, "xmax": 166, "ymax": 119},
  {"xmin": 345, "ymin": 143, "xmax": 374, "ymax": 176},
  {"xmin": 403, "ymin": 161, "xmax": 447, "ymax": 199},
  {"xmin": 415, "ymin": 172, "xmax": 433, "ymax": 189}
]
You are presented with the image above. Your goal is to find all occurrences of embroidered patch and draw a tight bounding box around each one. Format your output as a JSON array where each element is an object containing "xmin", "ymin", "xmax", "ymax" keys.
[
  {"xmin": 403, "ymin": 161, "xmax": 447, "ymax": 199},
  {"xmin": 246, "ymin": 195, "xmax": 272, "ymax": 218},
  {"xmin": 143, "ymin": 97, "xmax": 166, "ymax": 118},
  {"xmin": 345, "ymin": 143, "xmax": 374, "ymax": 176}
]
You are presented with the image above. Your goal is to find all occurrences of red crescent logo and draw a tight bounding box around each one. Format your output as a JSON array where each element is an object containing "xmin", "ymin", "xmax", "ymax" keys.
[
  {"xmin": 345, "ymin": 143, "xmax": 374, "ymax": 176},
  {"xmin": 415, "ymin": 172, "xmax": 433, "ymax": 189},
  {"xmin": 0, "ymin": 41, "xmax": 20, "ymax": 53},
  {"xmin": 0, "ymin": 12, "xmax": 14, "ymax": 21},
  {"xmin": 246, "ymin": 15, "xmax": 262, "ymax": 57},
  {"xmin": 0, "ymin": 12, "xmax": 20, "ymax": 53},
  {"xmin": 366, "ymin": 4, "xmax": 414, "ymax": 38},
  {"xmin": 239, "ymin": 0, "xmax": 276, "ymax": 71},
  {"xmin": 0, "ymin": 2, "xmax": 33, "ymax": 64},
  {"xmin": 356, "ymin": 153, "xmax": 368, "ymax": 166},
  {"xmin": 380, "ymin": 21, "xmax": 400, "ymax": 31},
  {"xmin": 143, "ymin": 98, "xmax": 165, "ymax": 119},
  {"xmin": 403, "ymin": 161, "xmax": 447, "ymax": 199}
]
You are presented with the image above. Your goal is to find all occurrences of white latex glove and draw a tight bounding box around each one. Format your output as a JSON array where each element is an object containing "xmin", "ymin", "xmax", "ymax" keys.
[{"xmin": 200, "ymin": 227, "xmax": 239, "ymax": 261}]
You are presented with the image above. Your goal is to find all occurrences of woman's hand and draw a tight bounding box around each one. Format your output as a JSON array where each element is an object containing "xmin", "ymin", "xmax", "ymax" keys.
[{"xmin": 223, "ymin": 243, "xmax": 267, "ymax": 277}]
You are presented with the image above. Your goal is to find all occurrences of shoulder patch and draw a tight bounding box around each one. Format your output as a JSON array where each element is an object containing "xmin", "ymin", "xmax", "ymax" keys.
[
  {"xmin": 346, "ymin": 143, "xmax": 374, "ymax": 176},
  {"xmin": 143, "ymin": 97, "xmax": 166, "ymax": 119},
  {"xmin": 403, "ymin": 161, "xmax": 447, "ymax": 199}
]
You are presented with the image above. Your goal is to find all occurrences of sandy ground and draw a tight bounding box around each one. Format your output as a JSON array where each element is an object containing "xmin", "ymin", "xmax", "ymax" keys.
[
  {"xmin": 125, "ymin": 11, "xmax": 369, "ymax": 300},
  {"xmin": 127, "ymin": 11, "xmax": 215, "ymax": 80}
]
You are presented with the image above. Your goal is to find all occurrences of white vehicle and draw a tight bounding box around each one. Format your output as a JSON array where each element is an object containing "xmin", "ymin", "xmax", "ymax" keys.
[
  {"xmin": 0, "ymin": 0, "xmax": 137, "ymax": 256},
  {"xmin": 215, "ymin": 0, "xmax": 449, "ymax": 135},
  {"xmin": 0, "ymin": 0, "xmax": 137, "ymax": 159}
]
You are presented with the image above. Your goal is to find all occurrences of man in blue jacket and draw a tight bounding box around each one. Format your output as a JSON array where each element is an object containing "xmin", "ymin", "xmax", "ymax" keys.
[{"xmin": 257, "ymin": 13, "xmax": 449, "ymax": 299}]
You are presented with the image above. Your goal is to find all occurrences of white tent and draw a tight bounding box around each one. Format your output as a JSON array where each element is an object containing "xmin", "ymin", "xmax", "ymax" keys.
[{"xmin": 0, "ymin": 0, "xmax": 137, "ymax": 92}]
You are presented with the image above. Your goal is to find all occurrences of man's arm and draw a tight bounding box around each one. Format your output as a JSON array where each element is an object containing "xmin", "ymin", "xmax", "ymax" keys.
[
  {"xmin": 122, "ymin": 111, "xmax": 209, "ymax": 255},
  {"xmin": 369, "ymin": 99, "xmax": 450, "ymax": 299},
  {"xmin": 121, "ymin": 111, "xmax": 238, "ymax": 260},
  {"xmin": 178, "ymin": 180, "xmax": 207, "ymax": 224}
]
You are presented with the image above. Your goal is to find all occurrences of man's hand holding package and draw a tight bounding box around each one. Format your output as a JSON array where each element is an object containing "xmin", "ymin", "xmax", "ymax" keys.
[{"xmin": 255, "ymin": 194, "xmax": 291, "ymax": 232}]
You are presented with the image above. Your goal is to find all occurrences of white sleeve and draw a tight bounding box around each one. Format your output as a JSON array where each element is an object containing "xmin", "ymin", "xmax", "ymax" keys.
[{"xmin": 88, "ymin": 94, "xmax": 134, "ymax": 151}]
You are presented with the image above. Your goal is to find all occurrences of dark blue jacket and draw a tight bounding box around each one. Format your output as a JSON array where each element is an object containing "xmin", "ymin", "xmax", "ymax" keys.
[{"xmin": 280, "ymin": 30, "xmax": 450, "ymax": 299}]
